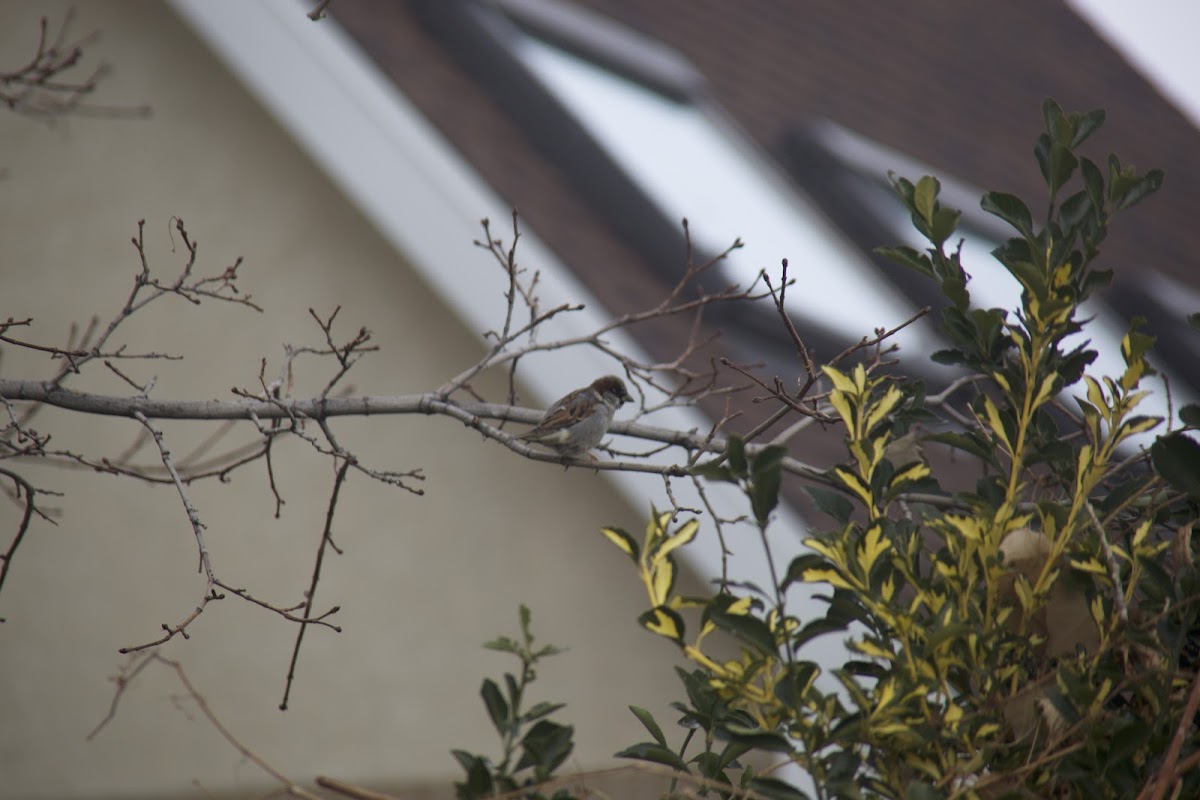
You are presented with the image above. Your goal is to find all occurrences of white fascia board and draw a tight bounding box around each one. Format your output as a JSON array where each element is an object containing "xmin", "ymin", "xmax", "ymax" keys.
[{"xmin": 168, "ymin": 0, "xmax": 841, "ymax": 676}]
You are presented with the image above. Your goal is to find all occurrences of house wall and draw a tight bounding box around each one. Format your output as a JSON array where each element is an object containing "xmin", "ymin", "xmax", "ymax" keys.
[{"xmin": 0, "ymin": 2, "xmax": 691, "ymax": 796}]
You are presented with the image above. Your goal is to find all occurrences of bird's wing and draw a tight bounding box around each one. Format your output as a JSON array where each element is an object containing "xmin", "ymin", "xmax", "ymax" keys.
[{"xmin": 522, "ymin": 388, "xmax": 589, "ymax": 436}]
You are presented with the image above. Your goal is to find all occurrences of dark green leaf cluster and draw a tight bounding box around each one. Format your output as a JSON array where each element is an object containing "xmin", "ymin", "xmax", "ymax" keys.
[
  {"xmin": 695, "ymin": 435, "xmax": 787, "ymax": 528},
  {"xmin": 453, "ymin": 605, "xmax": 577, "ymax": 800}
]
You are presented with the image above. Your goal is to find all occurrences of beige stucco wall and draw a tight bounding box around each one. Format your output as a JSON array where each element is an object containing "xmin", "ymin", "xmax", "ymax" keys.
[{"xmin": 0, "ymin": 2, "xmax": 690, "ymax": 797}]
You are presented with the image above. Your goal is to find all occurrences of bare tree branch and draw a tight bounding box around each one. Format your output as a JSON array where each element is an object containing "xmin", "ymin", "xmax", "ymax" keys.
[
  {"xmin": 0, "ymin": 466, "xmax": 58, "ymax": 620},
  {"xmin": 1, "ymin": 211, "xmax": 943, "ymax": 713},
  {"xmin": 87, "ymin": 653, "xmax": 326, "ymax": 799},
  {"xmin": 0, "ymin": 10, "xmax": 151, "ymax": 122}
]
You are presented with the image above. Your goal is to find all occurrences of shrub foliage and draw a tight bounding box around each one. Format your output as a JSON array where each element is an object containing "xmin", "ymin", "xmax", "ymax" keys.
[{"xmin": 602, "ymin": 100, "xmax": 1200, "ymax": 799}]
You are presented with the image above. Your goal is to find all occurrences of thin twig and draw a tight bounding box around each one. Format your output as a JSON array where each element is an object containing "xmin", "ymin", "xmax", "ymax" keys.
[
  {"xmin": 1138, "ymin": 668, "xmax": 1200, "ymax": 800},
  {"xmin": 1086, "ymin": 501, "xmax": 1129, "ymax": 626},
  {"xmin": 279, "ymin": 458, "xmax": 352, "ymax": 710},
  {"xmin": 118, "ymin": 412, "xmax": 221, "ymax": 652}
]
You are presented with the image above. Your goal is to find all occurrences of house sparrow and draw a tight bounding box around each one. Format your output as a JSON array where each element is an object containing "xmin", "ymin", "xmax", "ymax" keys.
[{"xmin": 518, "ymin": 375, "xmax": 631, "ymax": 459}]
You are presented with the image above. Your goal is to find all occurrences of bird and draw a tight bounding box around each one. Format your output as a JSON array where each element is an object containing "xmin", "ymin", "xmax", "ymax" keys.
[{"xmin": 518, "ymin": 375, "xmax": 631, "ymax": 459}]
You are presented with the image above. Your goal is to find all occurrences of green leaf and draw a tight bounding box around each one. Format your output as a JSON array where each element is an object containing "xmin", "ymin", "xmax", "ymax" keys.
[
  {"xmin": 750, "ymin": 445, "xmax": 786, "ymax": 526},
  {"xmin": 691, "ymin": 459, "xmax": 736, "ymax": 482},
  {"xmin": 480, "ymin": 679, "xmax": 510, "ymax": 735},
  {"xmin": 708, "ymin": 605, "xmax": 776, "ymax": 655},
  {"xmin": 717, "ymin": 740, "xmax": 754, "ymax": 771},
  {"xmin": 676, "ymin": 667, "xmax": 723, "ymax": 724},
  {"xmin": 874, "ymin": 245, "xmax": 934, "ymax": 278},
  {"xmin": 1042, "ymin": 97, "xmax": 1067, "ymax": 141},
  {"xmin": 1180, "ymin": 404, "xmax": 1200, "ymax": 428},
  {"xmin": 1151, "ymin": 432, "xmax": 1200, "ymax": 499},
  {"xmin": 517, "ymin": 720, "xmax": 574, "ymax": 777},
  {"xmin": 926, "ymin": 431, "xmax": 998, "ymax": 466},
  {"xmin": 532, "ymin": 642, "xmax": 567, "ymax": 659},
  {"xmin": 1081, "ymin": 157, "xmax": 1104, "ymax": 209},
  {"xmin": 804, "ymin": 485, "xmax": 854, "ymax": 524},
  {"xmin": 1072, "ymin": 108, "xmax": 1106, "ymax": 147},
  {"xmin": 726, "ymin": 434, "xmax": 748, "ymax": 476},
  {"xmin": 905, "ymin": 782, "xmax": 944, "ymax": 800},
  {"xmin": 981, "ymin": 192, "xmax": 1034, "ymax": 240},
  {"xmin": 1058, "ymin": 189, "xmax": 1093, "ymax": 230},
  {"xmin": 482, "ymin": 636, "xmax": 520, "ymax": 654},
  {"xmin": 1039, "ymin": 139, "xmax": 1078, "ymax": 196},
  {"xmin": 628, "ymin": 705, "xmax": 668, "ymax": 748},
  {"xmin": 691, "ymin": 751, "xmax": 734, "ymax": 782},
  {"xmin": 1106, "ymin": 719, "xmax": 1153, "ymax": 770},
  {"xmin": 1003, "ymin": 258, "xmax": 1047, "ymax": 301},
  {"xmin": 614, "ymin": 742, "xmax": 688, "ymax": 770},
  {"xmin": 930, "ymin": 349, "xmax": 966, "ymax": 366},
  {"xmin": 929, "ymin": 206, "xmax": 960, "ymax": 248},
  {"xmin": 914, "ymin": 175, "xmax": 940, "ymax": 225},
  {"xmin": 522, "ymin": 701, "xmax": 566, "ymax": 723},
  {"xmin": 1188, "ymin": 312, "xmax": 1200, "ymax": 332},
  {"xmin": 518, "ymin": 603, "xmax": 532, "ymax": 638},
  {"xmin": 774, "ymin": 661, "xmax": 820, "ymax": 708},
  {"xmin": 719, "ymin": 724, "xmax": 795, "ymax": 753},
  {"xmin": 1111, "ymin": 166, "xmax": 1164, "ymax": 212},
  {"xmin": 451, "ymin": 749, "xmax": 494, "ymax": 797},
  {"xmin": 746, "ymin": 776, "xmax": 812, "ymax": 800},
  {"xmin": 792, "ymin": 615, "xmax": 849, "ymax": 648}
]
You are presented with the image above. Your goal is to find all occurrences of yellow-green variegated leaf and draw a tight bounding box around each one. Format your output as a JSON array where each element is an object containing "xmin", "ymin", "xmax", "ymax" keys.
[
  {"xmin": 600, "ymin": 526, "xmax": 639, "ymax": 562},
  {"xmin": 872, "ymin": 678, "xmax": 897, "ymax": 710},
  {"xmin": 802, "ymin": 537, "xmax": 841, "ymax": 562},
  {"xmin": 645, "ymin": 510, "xmax": 674, "ymax": 547},
  {"xmin": 1120, "ymin": 352, "xmax": 1147, "ymax": 391},
  {"xmin": 1084, "ymin": 375, "xmax": 1107, "ymax": 415},
  {"xmin": 833, "ymin": 466, "xmax": 872, "ymax": 505},
  {"xmin": 822, "ymin": 365, "xmax": 858, "ymax": 396},
  {"xmin": 654, "ymin": 518, "xmax": 700, "ymax": 563},
  {"xmin": 1132, "ymin": 519, "xmax": 1152, "ymax": 548},
  {"xmin": 1069, "ymin": 557, "xmax": 1108, "ymax": 576},
  {"xmin": 1032, "ymin": 373, "xmax": 1058, "ymax": 409},
  {"xmin": 983, "ymin": 395, "xmax": 1012, "ymax": 453},
  {"xmin": 943, "ymin": 514, "xmax": 984, "ymax": 543},
  {"xmin": 1116, "ymin": 414, "xmax": 1162, "ymax": 441},
  {"xmin": 890, "ymin": 461, "xmax": 931, "ymax": 489},
  {"xmin": 854, "ymin": 639, "xmax": 895, "ymax": 660},
  {"xmin": 1012, "ymin": 574, "xmax": 1034, "ymax": 611},
  {"xmin": 648, "ymin": 555, "xmax": 676, "ymax": 607},
  {"xmin": 827, "ymin": 389, "xmax": 856, "ymax": 429},
  {"xmin": 638, "ymin": 606, "xmax": 685, "ymax": 643},
  {"xmin": 802, "ymin": 567, "xmax": 855, "ymax": 590},
  {"xmin": 727, "ymin": 595, "xmax": 755, "ymax": 615},
  {"xmin": 850, "ymin": 363, "xmax": 869, "ymax": 393},
  {"xmin": 1124, "ymin": 388, "xmax": 1150, "ymax": 411},
  {"xmin": 858, "ymin": 525, "xmax": 890, "ymax": 575},
  {"xmin": 1075, "ymin": 443, "xmax": 1095, "ymax": 494},
  {"xmin": 976, "ymin": 722, "xmax": 1001, "ymax": 739},
  {"xmin": 864, "ymin": 385, "xmax": 905, "ymax": 435}
]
